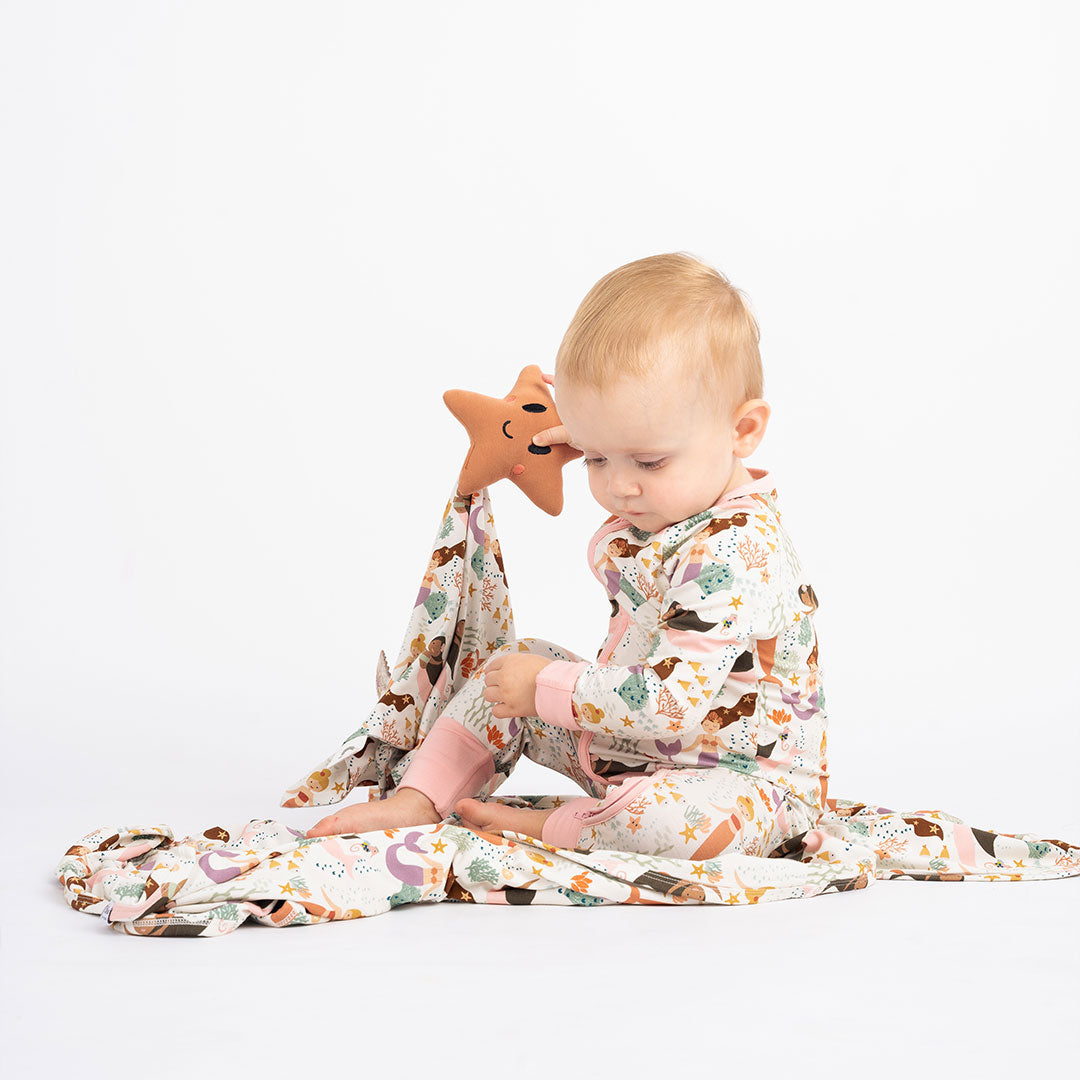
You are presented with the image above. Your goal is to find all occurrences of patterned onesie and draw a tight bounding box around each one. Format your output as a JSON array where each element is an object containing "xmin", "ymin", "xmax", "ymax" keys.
[{"xmin": 396, "ymin": 467, "xmax": 827, "ymax": 860}]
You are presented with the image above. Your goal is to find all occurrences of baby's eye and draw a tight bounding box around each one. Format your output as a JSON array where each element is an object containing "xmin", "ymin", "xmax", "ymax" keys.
[{"xmin": 581, "ymin": 457, "xmax": 666, "ymax": 471}]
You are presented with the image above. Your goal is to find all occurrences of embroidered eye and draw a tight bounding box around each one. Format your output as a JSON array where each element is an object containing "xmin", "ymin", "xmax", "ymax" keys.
[{"xmin": 521, "ymin": 403, "xmax": 547, "ymax": 412}]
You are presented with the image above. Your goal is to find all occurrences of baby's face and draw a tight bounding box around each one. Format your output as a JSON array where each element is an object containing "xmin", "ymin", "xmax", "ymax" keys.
[{"xmin": 555, "ymin": 371, "xmax": 747, "ymax": 533}]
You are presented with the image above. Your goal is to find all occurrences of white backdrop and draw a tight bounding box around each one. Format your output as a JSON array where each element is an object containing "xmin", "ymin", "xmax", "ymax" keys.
[{"xmin": 3, "ymin": 2, "xmax": 1077, "ymax": 1076}]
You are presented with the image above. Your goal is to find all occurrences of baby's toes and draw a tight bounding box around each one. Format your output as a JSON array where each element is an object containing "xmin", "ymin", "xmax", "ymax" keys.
[
  {"xmin": 455, "ymin": 798, "xmax": 495, "ymax": 830},
  {"xmin": 305, "ymin": 816, "xmax": 339, "ymax": 838}
]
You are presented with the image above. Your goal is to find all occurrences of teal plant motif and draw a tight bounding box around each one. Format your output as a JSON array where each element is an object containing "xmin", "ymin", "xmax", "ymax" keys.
[{"xmin": 617, "ymin": 672, "xmax": 648, "ymax": 710}]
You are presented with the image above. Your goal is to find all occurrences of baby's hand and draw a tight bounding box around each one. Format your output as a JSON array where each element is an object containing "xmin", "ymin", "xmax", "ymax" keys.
[
  {"xmin": 482, "ymin": 653, "xmax": 553, "ymax": 720},
  {"xmin": 533, "ymin": 371, "xmax": 579, "ymax": 450}
]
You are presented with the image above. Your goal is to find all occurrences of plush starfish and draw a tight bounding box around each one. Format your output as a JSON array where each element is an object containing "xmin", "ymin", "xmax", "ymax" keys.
[{"xmin": 444, "ymin": 364, "xmax": 583, "ymax": 515}]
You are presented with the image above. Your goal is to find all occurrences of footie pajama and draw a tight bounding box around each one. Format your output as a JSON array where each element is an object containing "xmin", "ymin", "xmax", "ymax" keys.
[{"xmin": 56, "ymin": 474, "xmax": 1080, "ymax": 936}]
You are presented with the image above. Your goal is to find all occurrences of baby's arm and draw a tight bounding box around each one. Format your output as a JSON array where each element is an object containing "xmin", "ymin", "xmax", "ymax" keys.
[{"xmin": 533, "ymin": 516, "xmax": 781, "ymax": 753}]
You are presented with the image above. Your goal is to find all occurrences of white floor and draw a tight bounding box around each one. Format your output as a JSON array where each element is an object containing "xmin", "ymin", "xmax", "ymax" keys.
[{"xmin": 7, "ymin": 793, "xmax": 1078, "ymax": 1080}]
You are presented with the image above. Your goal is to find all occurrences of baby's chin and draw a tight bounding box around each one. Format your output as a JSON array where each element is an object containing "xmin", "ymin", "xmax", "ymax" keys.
[
  {"xmin": 616, "ymin": 510, "xmax": 675, "ymax": 532},
  {"xmin": 611, "ymin": 503, "xmax": 717, "ymax": 533}
]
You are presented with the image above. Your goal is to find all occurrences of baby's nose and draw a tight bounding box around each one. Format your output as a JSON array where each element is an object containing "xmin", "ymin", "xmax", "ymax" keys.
[{"xmin": 608, "ymin": 471, "xmax": 642, "ymax": 497}]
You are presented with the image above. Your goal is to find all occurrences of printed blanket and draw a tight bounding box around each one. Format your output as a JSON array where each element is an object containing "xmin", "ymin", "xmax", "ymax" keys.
[{"xmin": 55, "ymin": 484, "xmax": 1080, "ymax": 936}]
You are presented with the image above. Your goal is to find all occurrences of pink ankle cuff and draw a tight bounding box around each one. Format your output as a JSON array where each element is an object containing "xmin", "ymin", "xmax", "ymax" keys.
[
  {"xmin": 397, "ymin": 714, "xmax": 496, "ymax": 819},
  {"xmin": 540, "ymin": 796, "xmax": 596, "ymax": 849}
]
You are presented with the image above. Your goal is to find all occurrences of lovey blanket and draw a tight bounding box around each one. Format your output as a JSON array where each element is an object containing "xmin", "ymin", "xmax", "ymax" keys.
[{"xmin": 55, "ymin": 484, "xmax": 1080, "ymax": 937}]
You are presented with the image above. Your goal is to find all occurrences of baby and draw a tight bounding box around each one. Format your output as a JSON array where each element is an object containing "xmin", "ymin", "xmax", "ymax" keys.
[{"xmin": 306, "ymin": 252, "xmax": 827, "ymax": 859}]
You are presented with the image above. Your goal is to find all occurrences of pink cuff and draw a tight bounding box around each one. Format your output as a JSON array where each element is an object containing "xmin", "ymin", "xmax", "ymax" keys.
[
  {"xmin": 396, "ymin": 713, "xmax": 496, "ymax": 819},
  {"xmin": 534, "ymin": 660, "xmax": 590, "ymax": 731},
  {"xmin": 541, "ymin": 796, "xmax": 596, "ymax": 848},
  {"xmin": 541, "ymin": 771, "xmax": 659, "ymax": 849}
]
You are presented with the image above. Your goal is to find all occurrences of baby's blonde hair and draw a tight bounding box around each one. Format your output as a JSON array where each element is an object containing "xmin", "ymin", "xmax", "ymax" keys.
[{"xmin": 554, "ymin": 252, "xmax": 763, "ymax": 424}]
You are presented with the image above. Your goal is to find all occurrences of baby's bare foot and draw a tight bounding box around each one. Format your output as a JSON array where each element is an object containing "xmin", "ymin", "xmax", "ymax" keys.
[
  {"xmin": 305, "ymin": 787, "xmax": 442, "ymax": 838},
  {"xmin": 456, "ymin": 797, "xmax": 557, "ymax": 841}
]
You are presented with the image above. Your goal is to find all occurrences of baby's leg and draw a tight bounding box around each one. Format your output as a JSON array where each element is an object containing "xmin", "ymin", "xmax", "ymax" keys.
[
  {"xmin": 540, "ymin": 766, "xmax": 811, "ymax": 860},
  {"xmin": 306, "ymin": 637, "xmax": 586, "ymax": 838},
  {"xmin": 396, "ymin": 636, "xmax": 594, "ymax": 836}
]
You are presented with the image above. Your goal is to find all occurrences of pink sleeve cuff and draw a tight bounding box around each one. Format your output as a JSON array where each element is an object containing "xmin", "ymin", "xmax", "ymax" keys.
[{"xmin": 534, "ymin": 660, "xmax": 590, "ymax": 731}]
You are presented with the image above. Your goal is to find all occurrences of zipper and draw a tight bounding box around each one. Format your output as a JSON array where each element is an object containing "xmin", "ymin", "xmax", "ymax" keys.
[
  {"xmin": 576, "ymin": 516, "xmax": 634, "ymax": 786},
  {"xmin": 570, "ymin": 767, "xmax": 668, "ymax": 826}
]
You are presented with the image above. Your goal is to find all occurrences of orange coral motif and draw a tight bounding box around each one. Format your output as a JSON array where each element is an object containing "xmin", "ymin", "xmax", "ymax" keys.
[
  {"xmin": 656, "ymin": 683, "xmax": 686, "ymax": 719},
  {"xmin": 635, "ymin": 567, "xmax": 661, "ymax": 603},
  {"xmin": 737, "ymin": 535, "xmax": 769, "ymax": 571}
]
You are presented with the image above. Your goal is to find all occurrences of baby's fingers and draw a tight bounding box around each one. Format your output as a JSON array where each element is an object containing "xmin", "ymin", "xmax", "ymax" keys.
[
  {"xmin": 484, "ymin": 690, "xmax": 508, "ymax": 718},
  {"xmin": 531, "ymin": 424, "xmax": 575, "ymax": 448}
]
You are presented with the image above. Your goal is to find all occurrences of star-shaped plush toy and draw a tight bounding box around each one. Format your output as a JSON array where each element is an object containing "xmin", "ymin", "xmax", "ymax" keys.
[{"xmin": 444, "ymin": 364, "xmax": 583, "ymax": 515}]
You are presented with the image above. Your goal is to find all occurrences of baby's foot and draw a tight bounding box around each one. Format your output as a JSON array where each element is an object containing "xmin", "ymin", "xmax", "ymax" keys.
[
  {"xmin": 456, "ymin": 797, "xmax": 557, "ymax": 841},
  {"xmin": 305, "ymin": 787, "xmax": 442, "ymax": 838}
]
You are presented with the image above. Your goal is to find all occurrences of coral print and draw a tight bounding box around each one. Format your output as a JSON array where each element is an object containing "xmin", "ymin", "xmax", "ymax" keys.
[{"xmin": 55, "ymin": 473, "xmax": 1080, "ymax": 936}]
